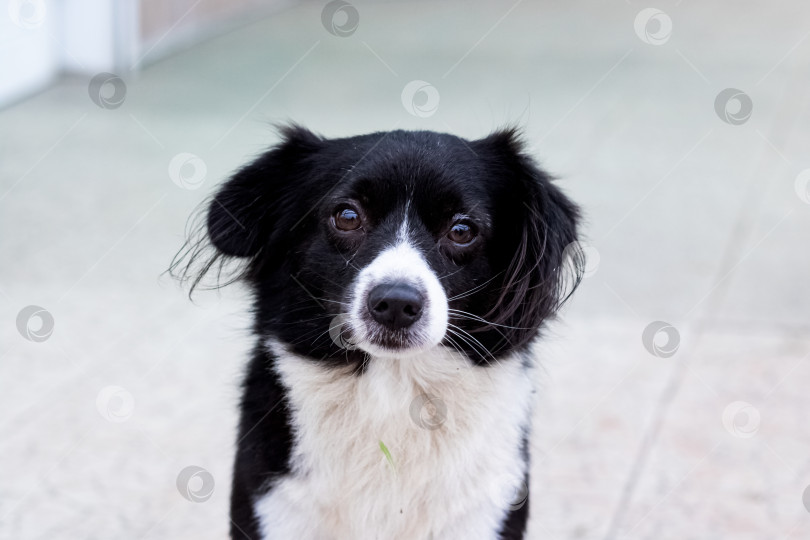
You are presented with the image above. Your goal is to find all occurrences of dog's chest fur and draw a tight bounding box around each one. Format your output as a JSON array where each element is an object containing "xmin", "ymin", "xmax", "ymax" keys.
[{"xmin": 254, "ymin": 340, "xmax": 535, "ymax": 540}]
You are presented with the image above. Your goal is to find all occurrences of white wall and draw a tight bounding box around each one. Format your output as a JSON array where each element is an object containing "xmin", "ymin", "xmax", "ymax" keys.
[
  {"xmin": 0, "ymin": 0, "xmax": 287, "ymax": 108},
  {"xmin": 0, "ymin": 1, "xmax": 59, "ymax": 107}
]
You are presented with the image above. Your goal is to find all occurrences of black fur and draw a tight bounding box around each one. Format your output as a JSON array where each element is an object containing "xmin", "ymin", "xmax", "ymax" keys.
[
  {"xmin": 497, "ymin": 434, "xmax": 531, "ymax": 539},
  {"xmin": 172, "ymin": 125, "xmax": 581, "ymax": 539},
  {"xmin": 229, "ymin": 346, "xmax": 293, "ymax": 540}
]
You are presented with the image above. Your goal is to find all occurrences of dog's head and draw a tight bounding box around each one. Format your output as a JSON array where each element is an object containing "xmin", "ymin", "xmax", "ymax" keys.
[{"xmin": 176, "ymin": 126, "xmax": 581, "ymax": 366}]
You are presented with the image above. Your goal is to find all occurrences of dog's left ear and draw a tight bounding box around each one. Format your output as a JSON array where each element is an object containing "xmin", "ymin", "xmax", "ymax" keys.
[
  {"xmin": 169, "ymin": 125, "xmax": 324, "ymax": 292},
  {"xmin": 473, "ymin": 128, "xmax": 582, "ymax": 344},
  {"xmin": 207, "ymin": 125, "xmax": 324, "ymax": 258}
]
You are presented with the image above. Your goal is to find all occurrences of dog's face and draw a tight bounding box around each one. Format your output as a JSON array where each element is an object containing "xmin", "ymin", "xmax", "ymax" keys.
[{"xmin": 193, "ymin": 126, "xmax": 580, "ymax": 366}]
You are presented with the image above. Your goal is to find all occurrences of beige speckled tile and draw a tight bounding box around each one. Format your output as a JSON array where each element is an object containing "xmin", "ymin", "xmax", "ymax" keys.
[
  {"xmin": 610, "ymin": 330, "xmax": 810, "ymax": 540},
  {"xmin": 528, "ymin": 319, "xmax": 678, "ymax": 539}
]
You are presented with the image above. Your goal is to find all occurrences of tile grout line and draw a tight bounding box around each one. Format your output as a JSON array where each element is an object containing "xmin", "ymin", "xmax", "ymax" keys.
[
  {"xmin": 600, "ymin": 324, "xmax": 704, "ymax": 540},
  {"xmin": 601, "ymin": 59, "xmax": 807, "ymax": 538}
]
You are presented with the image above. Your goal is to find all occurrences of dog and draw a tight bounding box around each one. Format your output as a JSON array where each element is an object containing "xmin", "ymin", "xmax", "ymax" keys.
[{"xmin": 174, "ymin": 125, "xmax": 581, "ymax": 539}]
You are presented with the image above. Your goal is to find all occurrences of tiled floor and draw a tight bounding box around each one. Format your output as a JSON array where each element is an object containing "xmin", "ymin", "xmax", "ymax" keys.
[{"xmin": 1, "ymin": 1, "xmax": 809, "ymax": 538}]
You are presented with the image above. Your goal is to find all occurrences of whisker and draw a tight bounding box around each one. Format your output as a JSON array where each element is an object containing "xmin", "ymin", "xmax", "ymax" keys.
[
  {"xmin": 275, "ymin": 313, "xmax": 337, "ymax": 325},
  {"xmin": 446, "ymin": 328, "xmax": 491, "ymax": 368},
  {"xmin": 447, "ymin": 324, "xmax": 499, "ymax": 367},
  {"xmin": 285, "ymin": 316, "xmax": 350, "ymax": 348},
  {"xmin": 447, "ymin": 272, "xmax": 503, "ymax": 301},
  {"xmin": 316, "ymin": 298, "xmax": 351, "ymax": 307},
  {"xmin": 437, "ymin": 267, "xmax": 465, "ymax": 281},
  {"xmin": 447, "ymin": 309, "xmax": 529, "ymax": 330},
  {"xmin": 442, "ymin": 333, "xmax": 466, "ymax": 359}
]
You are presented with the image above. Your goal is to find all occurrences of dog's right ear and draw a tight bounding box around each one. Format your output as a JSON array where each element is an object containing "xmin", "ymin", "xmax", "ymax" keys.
[{"xmin": 207, "ymin": 125, "xmax": 323, "ymax": 257}]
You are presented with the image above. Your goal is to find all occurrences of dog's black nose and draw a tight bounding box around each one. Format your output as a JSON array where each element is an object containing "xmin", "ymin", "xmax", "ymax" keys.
[{"xmin": 367, "ymin": 282, "xmax": 424, "ymax": 330}]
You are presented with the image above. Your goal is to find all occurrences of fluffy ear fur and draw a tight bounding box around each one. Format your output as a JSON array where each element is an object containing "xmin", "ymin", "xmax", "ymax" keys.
[
  {"xmin": 208, "ymin": 125, "xmax": 323, "ymax": 257},
  {"xmin": 473, "ymin": 128, "xmax": 582, "ymax": 350},
  {"xmin": 169, "ymin": 125, "xmax": 322, "ymax": 291}
]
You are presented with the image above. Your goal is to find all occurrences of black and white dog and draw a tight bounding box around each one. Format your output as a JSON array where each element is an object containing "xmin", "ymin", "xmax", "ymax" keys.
[{"xmin": 176, "ymin": 126, "xmax": 581, "ymax": 539}]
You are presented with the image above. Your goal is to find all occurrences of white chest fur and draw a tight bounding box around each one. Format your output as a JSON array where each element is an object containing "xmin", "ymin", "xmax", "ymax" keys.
[{"xmin": 254, "ymin": 340, "xmax": 535, "ymax": 540}]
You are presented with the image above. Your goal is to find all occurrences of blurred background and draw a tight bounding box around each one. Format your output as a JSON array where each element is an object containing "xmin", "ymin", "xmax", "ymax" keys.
[{"xmin": 2, "ymin": 0, "xmax": 809, "ymax": 538}]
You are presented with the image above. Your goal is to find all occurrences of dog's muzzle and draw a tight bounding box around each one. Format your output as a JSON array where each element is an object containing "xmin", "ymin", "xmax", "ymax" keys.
[{"xmin": 349, "ymin": 241, "xmax": 448, "ymax": 357}]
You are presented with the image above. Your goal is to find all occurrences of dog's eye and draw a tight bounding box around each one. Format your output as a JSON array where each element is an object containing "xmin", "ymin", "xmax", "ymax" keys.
[
  {"xmin": 447, "ymin": 221, "xmax": 477, "ymax": 245},
  {"xmin": 333, "ymin": 206, "xmax": 362, "ymax": 231}
]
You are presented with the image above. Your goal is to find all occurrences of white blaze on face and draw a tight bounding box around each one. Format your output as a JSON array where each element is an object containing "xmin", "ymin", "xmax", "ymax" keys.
[{"xmin": 348, "ymin": 238, "xmax": 449, "ymax": 358}]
